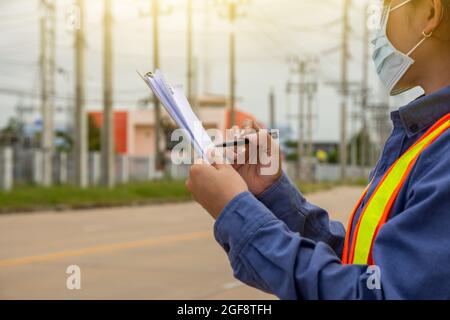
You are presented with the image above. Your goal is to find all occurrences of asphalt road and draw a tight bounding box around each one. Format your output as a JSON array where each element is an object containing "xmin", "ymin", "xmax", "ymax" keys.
[{"xmin": 0, "ymin": 186, "xmax": 363, "ymax": 300}]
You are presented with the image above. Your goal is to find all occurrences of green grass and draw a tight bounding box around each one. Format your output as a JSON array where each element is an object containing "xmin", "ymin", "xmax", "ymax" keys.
[
  {"xmin": 0, "ymin": 178, "xmax": 368, "ymax": 214},
  {"xmin": 0, "ymin": 180, "xmax": 191, "ymax": 214}
]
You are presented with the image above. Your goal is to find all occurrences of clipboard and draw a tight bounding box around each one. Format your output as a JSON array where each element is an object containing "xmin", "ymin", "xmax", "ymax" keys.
[{"xmin": 138, "ymin": 70, "xmax": 214, "ymax": 163}]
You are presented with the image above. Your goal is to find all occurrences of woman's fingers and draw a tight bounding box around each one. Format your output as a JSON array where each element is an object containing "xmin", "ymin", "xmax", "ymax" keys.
[
  {"xmin": 245, "ymin": 133, "xmax": 259, "ymax": 145},
  {"xmin": 224, "ymin": 119, "xmax": 277, "ymax": 167},
  {"xmin": 227, "ymin": 125, "xmax": 241, "ymax": 141},
  {"xmin": 242, "ymin": 119, "xmax": 253, "ymax": 129}
]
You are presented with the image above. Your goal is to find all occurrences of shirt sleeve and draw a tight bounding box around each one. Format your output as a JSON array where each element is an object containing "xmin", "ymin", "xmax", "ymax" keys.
[
  {"xmin": 256, "ymin": 172, "xmax": 346, "ymax": 256},
  {"xmin": 214, "ymin": 191, "xmax": 382, "ymax": 300},
  {"xmin": 213, "ymin": 134, "xmax": 450, "ymax": 300}
]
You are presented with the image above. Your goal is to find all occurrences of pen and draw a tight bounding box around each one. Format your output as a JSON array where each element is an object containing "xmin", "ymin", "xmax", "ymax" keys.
[{"xmin": 214, "ymin": 130, "xmax": 279, "ymax": 148}]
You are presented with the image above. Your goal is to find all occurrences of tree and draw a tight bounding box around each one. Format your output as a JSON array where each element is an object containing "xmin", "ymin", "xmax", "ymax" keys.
[
  {"xmin": 0, "ymin": 118, "xmax": 23, "ymax": 146},
  {"xmin": 55, "ymin": 130, "xmax": 73, "ymax": 152}
]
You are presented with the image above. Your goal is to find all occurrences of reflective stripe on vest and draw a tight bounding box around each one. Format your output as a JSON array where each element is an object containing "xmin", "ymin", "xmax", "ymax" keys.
[{"xmin": 342, "ymin": 113, "xmax": 450, "ymax": 265}]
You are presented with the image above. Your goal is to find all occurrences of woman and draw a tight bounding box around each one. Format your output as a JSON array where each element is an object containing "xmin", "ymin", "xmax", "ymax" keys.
[{"xmin": 186, "ymin": 0, "xmax": 450, "ymax": 299}]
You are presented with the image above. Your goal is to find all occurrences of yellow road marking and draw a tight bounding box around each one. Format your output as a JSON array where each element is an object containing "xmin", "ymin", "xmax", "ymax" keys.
[{"xmin": 0, "ymin": 230, "xmax": 210, "ymax": 268}]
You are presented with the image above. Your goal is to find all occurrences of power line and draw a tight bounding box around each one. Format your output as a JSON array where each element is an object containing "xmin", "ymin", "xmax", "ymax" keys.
[
  {"xmin": 0, "ymin": 87, "xmax": 143, "ymax": 104},
  {"xmin": 339, "ymin": 0, "xmax": 351, "ymax": 180},
  {"xmin": 0, "ymin": 16, "xmax": 39, "ymax": 31}
]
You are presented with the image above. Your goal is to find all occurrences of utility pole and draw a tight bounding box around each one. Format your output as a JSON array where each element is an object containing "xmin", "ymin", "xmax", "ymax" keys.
[
  {"xmin": 137, "ymin": 1, "xmax": 172, "ymax": 171},
  {"xmin": 340, "ymin": 0, "xmax": 351, "ymax": 181},
  {"xmin": 149, "ymin": 0, "xmax": 174, "ymax": 170},
  {"xmin": 215, "ymin": 0, "xmax": 248, "ymax": 127},
  {"xmin": 187, "ymin": 0, "xmax": 194, "ymax": 104},
  {"xmin": 40, "ymin": 0, "xmax": 56, "ymax": 187},
  {"xmin": 350, "ymin": 100, "xmax": 359, "ymax": 174},
  {"xmin": 360, "ymin": 3, "xmax": 370, "ymax": 169},
  {"xmin": 287, "ymin": 57, "xmax": 307, "ymax": 181},
  {"xmin": 269, "ymin": 88, "xmax": 275, "ymax": 129},
  {"xmin": 297, "ymin": 62, "xmax": 305, "ymax": 181},
  {"xmin": 305, "ymin": 82, "xmax": 317, "ymax": 182},
  {"xmin": 74, "ymin": 0, "xmax": 87, "ymax": 188},
  {"xmin": 229, "ymin": 17, "xmax": 236, "ymax": 126},
  {"xmin": 102, "ymin": 0, "xmax": 115, "ymax": 188},
  {"xmin": 202, "ymin": 1, "xmax": 212, "ymax": 94},
  {"xmin": 152, "ymin": 0, "xmax": 163, "ymax": 170}
]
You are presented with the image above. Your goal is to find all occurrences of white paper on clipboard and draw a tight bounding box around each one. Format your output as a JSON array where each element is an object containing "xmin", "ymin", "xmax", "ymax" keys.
[{"xmin": 138, "ymin": 69, "xmax": 214, "ymax": 162}]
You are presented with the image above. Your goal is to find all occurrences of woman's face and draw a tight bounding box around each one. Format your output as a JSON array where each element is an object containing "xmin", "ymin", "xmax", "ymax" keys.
[{"xmin": 383, "ymin": 0, "xmax": 431, "ymax": 87}]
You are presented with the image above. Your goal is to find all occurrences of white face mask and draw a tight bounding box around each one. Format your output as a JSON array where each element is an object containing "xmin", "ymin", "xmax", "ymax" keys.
[{"xmin": 372, "ymin": 0, "xmax": 431, "ymax": 96}]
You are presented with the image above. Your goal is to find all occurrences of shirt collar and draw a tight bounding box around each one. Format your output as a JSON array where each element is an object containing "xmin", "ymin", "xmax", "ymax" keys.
[{"xmin": 396, "ymin": 85, "xmax": 450, "ymax": 137}]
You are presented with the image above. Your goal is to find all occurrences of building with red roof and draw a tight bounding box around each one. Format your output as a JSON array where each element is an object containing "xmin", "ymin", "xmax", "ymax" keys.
[{"xmin": 88, "ymin": 95, "xmax": 262, "ymax": 156}]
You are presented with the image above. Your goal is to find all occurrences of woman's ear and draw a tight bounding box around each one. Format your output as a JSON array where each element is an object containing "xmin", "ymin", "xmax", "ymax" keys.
[{"xmin": 424, "ymin": 0, "xmax": 445, "ymax": 34}]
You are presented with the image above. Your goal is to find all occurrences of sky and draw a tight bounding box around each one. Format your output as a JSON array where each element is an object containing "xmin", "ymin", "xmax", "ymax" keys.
[{"xmin": 0, "ymin": 0, "xmax": 424, "ymax": 142}]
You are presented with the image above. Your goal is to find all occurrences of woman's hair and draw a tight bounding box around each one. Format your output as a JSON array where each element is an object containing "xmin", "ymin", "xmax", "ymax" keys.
[
  {"xmin": 439, "ymin": 0, "xmax": 450, "ymax": 37},
  {"xmin": 443, "ymin": 0, "xmax": 450, "ymax": 16},
  {"xmin": 445, "ymin": 0, "xmax": 450, "ymax": 18}
]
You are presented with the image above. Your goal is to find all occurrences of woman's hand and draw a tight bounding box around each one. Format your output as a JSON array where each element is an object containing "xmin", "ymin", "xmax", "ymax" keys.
[
  {"xmin": 229, "ymin": 121, "xmax": 282, "ymax": 196},
  {"xmin": 186, "ymin": 160, "xmax": 248, "ymax": 220}
]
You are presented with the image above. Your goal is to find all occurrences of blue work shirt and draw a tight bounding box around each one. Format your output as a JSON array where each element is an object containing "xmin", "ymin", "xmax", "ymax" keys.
[{"xmin": 214, "ymin": 85, "xmax": 450, "ymax": 300}]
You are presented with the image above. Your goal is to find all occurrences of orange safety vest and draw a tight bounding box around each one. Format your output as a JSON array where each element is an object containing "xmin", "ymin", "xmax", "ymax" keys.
[{"xmin": 342, "ymin": 113, "xmax": 450, "ymax": 265}]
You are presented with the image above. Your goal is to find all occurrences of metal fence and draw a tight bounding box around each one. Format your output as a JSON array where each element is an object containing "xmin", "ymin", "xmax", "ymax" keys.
[
  {"xmin": 0, "ymin": 147, "xmax": 370, "ymax": 191},
  {"xmin": 0, "ymin": 147, "xmax": 191, "ymax": 190}
]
